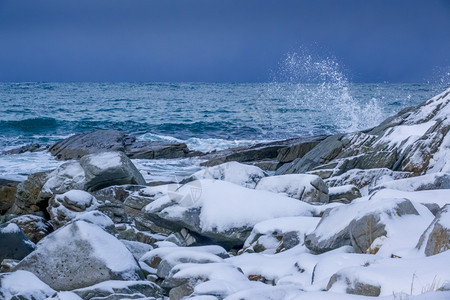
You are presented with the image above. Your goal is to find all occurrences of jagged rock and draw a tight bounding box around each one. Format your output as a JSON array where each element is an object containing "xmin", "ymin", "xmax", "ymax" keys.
[
  {"xmin": 9, "ymin": 214, "xmax": 54, "ymax": 243},
  {"xmin": 255, "ymin": 174, "xmax": 329, "ymax": 203},
  {"xmin": 48, "ymin": 190, "xmax": 99, "ymax": 228},
  {"xmin": 49, "ymin": 129, "xmax": 192, "ymax": 160},
  {"xmin": 8, "ymin": 171, "xmax": 51, "ymax": 215},
  {"xmin": 277, "ymin": 88, "xmax": 450, "ymax": 182},
  {"xmin": 416, "ymin": 204, "xmax": 450, "ymax": 256},
  {"xmin": 370, "ymin": 172, "xmax": 450, "ymax": 194},
  {"xmin": 72, "ymin": 280, "xmax": 164, "ymax": 300},
  {"xmin": 182, "ymin": 161, "xmax": 267, "ymax": 189},
  {"xmin": 121, "ymin": 240, "xmax": 153, "ymax": 261},
  {"xmin": 80, "ymin": 151, "xmax": 146, "ymax": 191},
  {"xmin": 14, "ymin": 220, "xmax": 143, "ymax": 290},
  {"xmin": 0, "ymin": 179, "xmax": 18, "ymax": 214},
  {"xmin": 0, "ymin": 270, "xmax": 56, "ymax": 300},
  {"xmin": 0, "ymin": 223, "xmax": 35, "ymax": 262},
  {"xmin": 328, "ymin": 185, "xmax": 361, "ymax": 203},
  {"xmin": 201, "ymin": 136, "xmax": 326, "ymax": 167},
  {"xmin": 305, "ymin": 198, "xmax": 423, "ymax": 254}
]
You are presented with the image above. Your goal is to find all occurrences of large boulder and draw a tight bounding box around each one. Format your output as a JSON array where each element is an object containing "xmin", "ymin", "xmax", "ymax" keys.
[
  {"xmin": 182, "ymin": 161, "xmax": 267, "ymax": 189},
  {"xmin": 416, "ymin": 204, "xmax": 450, "ymax": 256},
  {"xmin": 255, "ymin": 174, "xmax": 329, "ymax": 203},
  {"xmin": 80, "ymin": 151, "xmax": 146, "ymax": 191},
  {"xmin": 144, "ymin": 179, "xmax": 315, "ymax": 249},
  {"xmin": 47, "ymin": 190, "xmax": 99, "ymax": 228},
  {"xmin": 0, "ymin": 270, "xmax": 55, "ymax": 300},
  {"xmin": 14, "ymin": 220, "xmax": 143, "ymax": 290},
  {"xmin": 0, "ymin": 222, "xmax": 36, "ymax": 262},
  {"xmin": 305, "ymin": 197, "xmax": 432, "ymax": 255},
  {"xmin": 49, "ymin": 129, "xmax": 191, "ymax": 160}
]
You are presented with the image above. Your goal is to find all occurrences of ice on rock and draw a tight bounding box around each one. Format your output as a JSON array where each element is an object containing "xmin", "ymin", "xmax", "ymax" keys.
[
  {"xmin": 0, "ymin": 270, "xmax": 55, "ymax": 300},
  {"xmin": 255, "ymin": 174, "xmax": 329, "ymax": 203},
  {"xmin": 183, "ymin": 161, "xmax": 267, "ymax": 189}
]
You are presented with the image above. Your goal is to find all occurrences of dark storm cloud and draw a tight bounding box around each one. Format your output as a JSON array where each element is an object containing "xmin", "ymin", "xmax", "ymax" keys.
[{"xmin": 0, "ymin": 0, "xmax": 449, "ymax": 82}]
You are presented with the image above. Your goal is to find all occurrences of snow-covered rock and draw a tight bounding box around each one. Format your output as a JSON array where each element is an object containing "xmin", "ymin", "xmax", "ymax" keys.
[
  {"xmin": 242, "ymin": 216, "xmax": 320, "ymax": 254},
  {"xmin": 328, "ymin": 185, "xmax": 361, "ymax": 203},
  {"xmin": 305, "ymin": 197, "xmax": 433, "ymax": 255},
  {"xmin": 80, "ymin": 151, "xmax": 146, "ymax": 191},
  {"xmin": 417, "ymin": 204, "xmax": 450, "ymax": 256},
  {"xmin": 370, "ymin": 172, "xmax": 450, "ymax": 193},
  {"xmin": 144, "ymin": 179, "xmax": 315, "ymax": 248},
  {"xmin": 327, "ymin": 250, "xmax": 450, "ymax": 296},
  {"xmin": 0, "ymin": 222, "xmax": 35, "ymax": 262},
  {"xmin": 255, "ymin": 174, "xmax": 329, "ymax": 203},
  {"xmin": 9, "ymin": 214, "xmax": 54, "ymax": 243},
  {"xmin": 182, "ymin": 161, "xmax": 267, "ymax": 189},
  {"xmin": 39, "ymin": 161, "xmax": 86, "ymax": 200},
  {"xmin": 162, "ymin": 262, "xmax": 259, "ymax": 300},
  {"xmin": 14, "ymin": 220, "xmax": 143, "ymax": 290},
  {"xmin": 72, "ymin": 280, "xmax": 163, "ymax": 300},
  {"xmin": 370, "ymin": 188, "xmax": 450, "ymax": 208},
  {"xmin": 46, "ymin": 291, "xmax": 82, "ymax": 300},
  {"xmin": 47, "ymin": 190, "xmax": 99, "ymax": 228},
  {"xmin": 0, "ymin": 270, "xmax": 55, "ymax": 300}
]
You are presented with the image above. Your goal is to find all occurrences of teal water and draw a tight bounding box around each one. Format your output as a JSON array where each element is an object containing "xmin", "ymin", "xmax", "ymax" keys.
[{"xmin": 0, "ymin": 82, "xmax": 447, "ymax": 181}]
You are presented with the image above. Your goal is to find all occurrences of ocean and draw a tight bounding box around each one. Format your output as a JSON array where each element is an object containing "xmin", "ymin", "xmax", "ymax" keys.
[{"xmin": 0, "ymin": 82, "xmax": 447, "ymax": 182}]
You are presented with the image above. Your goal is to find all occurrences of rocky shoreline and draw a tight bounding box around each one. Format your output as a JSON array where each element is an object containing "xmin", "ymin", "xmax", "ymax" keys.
[{"xmin": 1, "ymin": 88, "xmax": 450, "ymax": 299}]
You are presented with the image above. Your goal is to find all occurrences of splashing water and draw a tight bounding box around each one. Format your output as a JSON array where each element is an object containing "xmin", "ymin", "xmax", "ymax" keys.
[{"xmin": 261, "ymin": 51, "xmax": 385, "ymax": 135}]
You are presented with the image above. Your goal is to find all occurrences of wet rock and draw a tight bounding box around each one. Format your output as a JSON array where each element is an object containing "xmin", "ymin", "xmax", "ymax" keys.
[
  {"xmin": 50, "ymin": 129, "xmax": 192, "ymax": 160},
  {"xmin": 14, "ymin": 220, "xmax": 143, "ymax": 290},
  {"xmin": 1, "ymin": 144, "xmax": 42, "ymax": 155},
  {"xmin": 417, "ymin": 204, "xmax": 450, "ymax": 256},
  {"xmin": 0, "ymin": 222, "xmax": 36, "ymax": 262}
]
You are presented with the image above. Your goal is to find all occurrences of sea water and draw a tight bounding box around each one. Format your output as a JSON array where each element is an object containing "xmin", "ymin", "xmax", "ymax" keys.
[{"xmin": 0, "ymin": 81, "xmax": 446, "ymax": 182}]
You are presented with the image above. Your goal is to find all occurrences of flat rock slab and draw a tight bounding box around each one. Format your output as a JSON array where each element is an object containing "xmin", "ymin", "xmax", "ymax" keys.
[{"xmin": 49, "ymin": 129, "xmax": 192, "ymax": 160}]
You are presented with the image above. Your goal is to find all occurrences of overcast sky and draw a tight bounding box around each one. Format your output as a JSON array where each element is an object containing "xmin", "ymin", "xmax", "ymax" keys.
[{"xmin": 0, "ymin": 0, "xmax": 449, "ymax": 82}]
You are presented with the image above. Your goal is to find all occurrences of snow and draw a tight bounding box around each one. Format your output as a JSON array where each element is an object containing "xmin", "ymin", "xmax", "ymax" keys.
[
  {"xmin": 46, "ymin": 291, "xmax": 83, "ymax": 300},
  {"xmin": 244, "ymin": 216, "xmax": 320, "ymax": 249},
  {"xmin": 255, "ymin": 174, "xmax": 327, "ymax": 201},
  {"xmin": 146, "ymin": 179, "xmax": 315, "ymax": 233},
  {"xmin": 372, "ymin": 173, "xmax": 450, "ymax": 192},
  {"xmin": 379, "ymin": 120, "xmax": 436, "ymax": 149},
  {"xmin": 72, "ymin": 210, "xmax": 114, "ymax": 229},
  {"xmin": 0, "ymin": 222, "xmax": 21, "ymax": 234},
  {"xmin": 72, "ymin": 280, "xmax": 158, "ymax": 293},
  {"xmin": 83, "ymin": 151, "xmax": 122, "ymax": 170},
  {"xmin": 61, "ymin": 189, "xmax": 96, "ymax": 208},
  {"xmin": 328, "ymin": 250, "xmax": 450, "ymax": 296},
  {"xmin": 41, "ymin": 161, "xmax": 86, "ymax": 194},
  {"xmin": 370, "ymin": 188, "xmax": 450, "ymax": 208},
  {"xmin": 140, "ymin": 245, "xmax": 228, "ymax": 265},
  {"xmin": 0, "ymin": 270, "xmax": 55, "ymax": 299},
  {"xmin": 187, "ymin": 161, "xmax": 267, "ymax": 189},
  {"xmin": 329, "ymin": 184, "xmax": 357, "ymax": 195}
]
